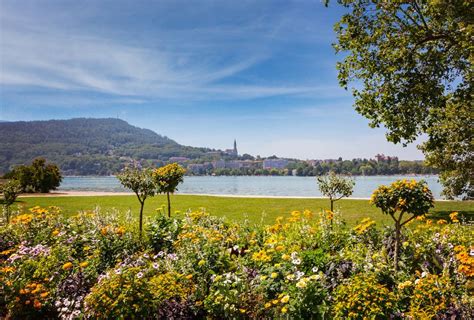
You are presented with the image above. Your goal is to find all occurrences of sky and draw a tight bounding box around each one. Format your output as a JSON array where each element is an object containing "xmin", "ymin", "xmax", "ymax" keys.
[{"xmin": 0, "ymin": 0, "xmax": 425, "ymax": 160}]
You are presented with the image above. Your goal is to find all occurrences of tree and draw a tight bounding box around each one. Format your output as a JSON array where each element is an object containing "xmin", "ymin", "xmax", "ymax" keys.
[
  {"xmin": 153, "ymin": 163, "xmax": 186, "ymax": 218},
  {"xmin": 1, "ymin": 179, "xmax": 22, "ymax": 224},
  {"xmin": 317, "ymin": 172, "xmax": 355, "ymax": 215},
  {"xmin": 333, "ymin": 1, "xmax": 473, "ymax": 199},
  {"xmin": 117, "ymin": 167, "xmax": 157, "ymax": 237},
  {"xmin": 371, "ymin": 179, "xmax": 434, "ymax": 271},
  {"xmin": 4, "ymin": 158, "xmax": 62, "ymax": 193}
]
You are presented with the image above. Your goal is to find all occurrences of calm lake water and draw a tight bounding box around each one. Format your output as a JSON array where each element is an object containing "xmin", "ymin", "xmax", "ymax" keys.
[{"xmin": 59, "ymin": 175, "xmax": 444, "ymax": 199}]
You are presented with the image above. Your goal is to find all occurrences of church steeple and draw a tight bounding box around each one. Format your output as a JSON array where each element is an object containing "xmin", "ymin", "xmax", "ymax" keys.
[{"xmin": 233, "ymin": 139, "xmax": 238, "ymax": 155}]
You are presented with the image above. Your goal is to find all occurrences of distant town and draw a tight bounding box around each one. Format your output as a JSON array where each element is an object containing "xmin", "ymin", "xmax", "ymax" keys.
[{"xmin": 151, "ymin": 140, "xmax": 437, "ymax": 177}]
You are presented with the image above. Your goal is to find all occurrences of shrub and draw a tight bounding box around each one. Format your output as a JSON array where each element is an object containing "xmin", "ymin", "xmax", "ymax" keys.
[
  {"xmin": 4, "ymin": 158, "xmax": 62, "ymax": 193},
  {"xmin": 332, "ymin": 273, "xmax": 397, "ymax": 319},
  {"xmin": 371, "ymin": 179, "xmax": 434, "ymax": 270}
]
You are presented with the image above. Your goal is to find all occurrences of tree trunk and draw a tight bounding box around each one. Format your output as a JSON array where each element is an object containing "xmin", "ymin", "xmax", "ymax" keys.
[
  {"xmin": 167, "ymin": 192, "xmax": 171, "ymax": 218},
  {"xmin": 139, "ymin": 200, "xmax": 144, "ymax": 239},
  {"xmin": 330, "ymin": 197, "xmax": 334, "ymax": 228},
  {"xmin": 394, "ymin": 221, "xmax": 401, "ymax": 271},
  {"xmin": 4, "ymin": 206, "xmax": 9, "ymax": 224}
]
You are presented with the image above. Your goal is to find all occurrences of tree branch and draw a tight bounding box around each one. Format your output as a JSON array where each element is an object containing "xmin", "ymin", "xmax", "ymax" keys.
[
  {"xmin": 401, "ymin": 215, "xmax": 417, "ymax": 226},
  {"xmin": 413, "ymin": 0, "xmax": 430, "ymax": 32}
]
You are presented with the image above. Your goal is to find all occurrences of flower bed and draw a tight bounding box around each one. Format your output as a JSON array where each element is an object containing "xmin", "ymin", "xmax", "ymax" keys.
[{"xmin": 1, "ymin": 206, "xmax": 472, "ymax": 319}]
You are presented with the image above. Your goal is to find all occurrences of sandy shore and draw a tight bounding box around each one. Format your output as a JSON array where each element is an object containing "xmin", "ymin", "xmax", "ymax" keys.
[{"xmin": 18, "ymin": 191, "xmax": 374, "ymax": 200}]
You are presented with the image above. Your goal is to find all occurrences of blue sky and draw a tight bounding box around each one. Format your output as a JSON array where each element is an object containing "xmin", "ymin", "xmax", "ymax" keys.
[{"xmin": 0, "ymin": 0, "xmax": 424, "ymax": 160}]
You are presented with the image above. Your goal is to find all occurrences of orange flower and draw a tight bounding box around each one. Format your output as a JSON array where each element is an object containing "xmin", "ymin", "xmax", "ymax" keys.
[
  {"xmin": 62, "ymin": 262, "xmax": 73, "ymax": 270},
  {"xmin": 79, "ymin": 261, "xmax": 89, "ymax": 268},
  {"xmin": 33, "ymin": 299, "xmax": 42, "ymax": 309}
]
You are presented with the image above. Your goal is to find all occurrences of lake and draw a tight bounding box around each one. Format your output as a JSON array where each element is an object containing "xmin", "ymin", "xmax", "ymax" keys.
[{"xmin": 59, "ymin": 175, "xmax": 444, "ymax": 199}]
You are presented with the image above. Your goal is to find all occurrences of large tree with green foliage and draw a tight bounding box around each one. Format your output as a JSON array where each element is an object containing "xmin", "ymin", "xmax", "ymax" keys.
[
  {"xmin": 332, "ymin": 0, "xmax": 473, "ymax": 199},
  {"xmin": 117, "ymin": 167, "xmax": 157, "ymax": 237},
  {"xmin": 4, "ymin": 158, "xmax": 62, "ymax": 193}
]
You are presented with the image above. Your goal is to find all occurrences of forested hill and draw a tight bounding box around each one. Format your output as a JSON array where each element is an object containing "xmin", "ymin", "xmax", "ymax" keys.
[{"xmin": 0, "ymin": 118, "xmax": 210, "ymax": 175}]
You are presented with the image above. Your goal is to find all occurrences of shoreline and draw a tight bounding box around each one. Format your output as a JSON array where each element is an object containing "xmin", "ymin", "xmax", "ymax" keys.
[
  {"xmin": 19, "ymin": 191, "xmax": 371, "ymax": 199},
  {"xmin": 18, "ymin": 191, "xmax": 454, "ymax": 201}
]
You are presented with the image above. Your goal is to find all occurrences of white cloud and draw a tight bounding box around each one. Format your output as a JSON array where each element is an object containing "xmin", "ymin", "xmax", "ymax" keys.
[{"xmin": 0, "ymin": 3, "xmax": 342, "ymax": 103}]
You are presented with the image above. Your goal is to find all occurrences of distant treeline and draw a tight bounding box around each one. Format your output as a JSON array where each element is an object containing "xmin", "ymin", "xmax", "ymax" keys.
[
  {"xmin": 287, "ymin": 158, "xmax": 438, "ymax": 176},
  {"xmin": 186, "ymin": 158, "xmax": 437, "ymax": 176}
]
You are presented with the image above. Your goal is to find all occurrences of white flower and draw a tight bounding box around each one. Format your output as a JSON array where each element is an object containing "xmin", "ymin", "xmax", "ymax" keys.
[
  {"xmin": 312, "ymin": 267, "xmax": 318, "ymax": 273},
  {"xmin": 291, "ymin": 252, "xmax": 298, "ymax": 259},
  {"xmin": 421, "ymin": 271, "xmax": 427, "ymax": 278},
  {"xmin": 115, "ymin": 268, "xmax": 122, "ymax": 275},
  {"xmin": 143, "ymin": 253, "xmax": 149, "ymax": 258},
  {"xmin": 152, "ymin": 262, "xmax": 159, "ymax": 269},
  {"xmin": 295, "ymin": 271, "xmax": 305, "ymax": 280},
  {"xmin": 415, "ymin": 279, "xmax": 420, "ymax": 284},
  {"xmin": 137, "ymin": 272, "xmax": 144, "ymax": 279},
  {"xmin": 292, "ymin": 258, "xmax": 301, "ymax": 265},
  {"xmin": 470, "ymin": 249, "xmax": 474, "ymax": 256}
]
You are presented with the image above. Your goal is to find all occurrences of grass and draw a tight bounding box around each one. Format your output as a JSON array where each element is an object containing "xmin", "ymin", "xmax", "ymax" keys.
[{"xmin": 14, "ymin": 194, "xmax": 474, "ymax": 227}]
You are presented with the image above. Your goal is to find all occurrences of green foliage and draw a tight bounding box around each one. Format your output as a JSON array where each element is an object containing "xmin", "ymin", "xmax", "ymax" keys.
[
  {"xmin": 332, "ymin": 273, "xmax": 397, "ymax": 319},
  {"xmin": 147, "ymin": 214, "xmax": 182, "ymax": 252},
  {"xmin": 0, "ymin": 179, "xmax": 22, "ymax": 223},
  {"xmin": 0, "ymin": 205, "xmax": 473, "ymax": 318},
  {"xmin": 153, "ymin": 163, "xmax": 186, "ymax": 194},
  {"xmin": 0, "ymin": 118, "xmax": 210, "ymax": 175},
  {"xmin": 371, "ymin": 179, "xmax": 435, "ymax": 218},
  {"xmin": 371, "ymin": 179, "xmax": 435, "ymax": 270},
  {"xmin": 1, "ymin": 180, "xmax": 22, "ymax": 207},
  {"xmin": 153, "ymin": 163, "xmax": 186, "ymax": 217},
  {"xmin": 4, "ymin": 158, "xmax": 62, "ymax": 193},
  {"xmin": 117, "ymin": 166, "xmax": 157, "ymax": 236},
  {"xmin": 333, "ymin": 0, "xmax": 473, "ymax": 198},
  {"xmin": 317, "ymin": 172, "xmax": 354, "ymax": 211}
]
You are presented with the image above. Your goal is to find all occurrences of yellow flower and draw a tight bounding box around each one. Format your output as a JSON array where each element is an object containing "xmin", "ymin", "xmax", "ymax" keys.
[
  {"xmin": 185, "ymin": 274, "xmax": 193, "ymax": 280},
  {"xmin": 115, "ymin": 226, "xmax": 126, "ymax": 236},
  {"xmin": 449, "ymin": 211, "xmax": 459, "ymax": 223},
  {"xmin": 264, "ymin": 302, "xmax": 272, "ymax": 308},
  {"xmin": 437, "ymin": 219, "xmax": 447, "ymax": 225},
  {"xmin": 239, "ymin": 309, "xmax": 246, "ymax": 314},
  {"xmin": 296, "ymin": 279, "xmax": 307, "ymax": 288},
  {"xmin": 282, "ymin": 254, "xmax": 290, "ymax": 261},
  {"xmin": 198, "ymin": 259, "xmax": 206, "ymax": 266},
  {"xmin": 271, "ymin": 272, "xmax": 278, "ymax": 279},
  {"xmin": 62, "ymin": 262, "xmax": 73, "ymax": 270},
  {"xmin": 281, "ymin": 306, "xmax": 288, "ymax": 313},
  {"xmin": 275, "ymin": 245, "xmax": 284, "ymax": 251},
  {"xmin": 79, "ymin": 261, "xmax": 89, "ymax": 268},
  {"xmin": 52, "ymin": 229, "xmax": 60, "ymax": 236},
  {"xmin": 281, "ymin": 295, "xmax": 290, "ymax": 303}
]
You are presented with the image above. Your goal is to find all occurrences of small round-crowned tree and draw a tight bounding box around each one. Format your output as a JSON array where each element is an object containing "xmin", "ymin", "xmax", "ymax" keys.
[
  {"xmin": 153, "ymin": 163, "xmax": 185, "ymax": 218},
  {"xmin": 1, "ymin": 179, "xmax": 22, "ymax": 224},
  {"xmin": 117, "ymin": 167, "xmax": 157, "ymax": 237},
  {"xmin": 317, "ymin": 172, "xmax": 355, "ymax": 213},
  {"xmin": 371, "ymin": 179, "xmax": 434, "ymax": 271}
]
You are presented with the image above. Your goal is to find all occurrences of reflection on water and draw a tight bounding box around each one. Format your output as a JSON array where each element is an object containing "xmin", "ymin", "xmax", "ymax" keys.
[{"xmin": 59, "ymin": 175, "xmax": 443, "ymax": 199}]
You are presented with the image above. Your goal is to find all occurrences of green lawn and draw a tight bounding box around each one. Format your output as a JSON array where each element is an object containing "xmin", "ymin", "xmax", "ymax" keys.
[{"xmin": 15, "ymin": 194, "xmax": 474, "ymax": 227}]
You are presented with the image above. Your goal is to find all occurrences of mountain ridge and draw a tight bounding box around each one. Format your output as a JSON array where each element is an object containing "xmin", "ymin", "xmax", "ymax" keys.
[{"xmin": 0, "ymin": 118, "xmax": 211, "ymax": 175}]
